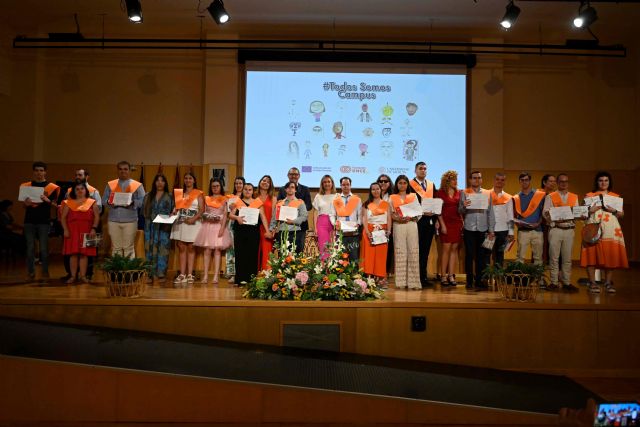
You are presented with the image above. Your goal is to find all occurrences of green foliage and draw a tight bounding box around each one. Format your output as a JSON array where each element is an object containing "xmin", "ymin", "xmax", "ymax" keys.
[
  {"xmin": 100, "ymin": 252, "xmax": 153, "ymax": 273},
  {"xmin": 482, "ymin": 261, "xmax": 545, "ymax": 283}
]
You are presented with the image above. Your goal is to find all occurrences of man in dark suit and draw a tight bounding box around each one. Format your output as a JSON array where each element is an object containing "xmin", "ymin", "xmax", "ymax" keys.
[
  {"xmin": 410, "ymin": 162, "xmax": 439, "ymax": 287},
  {"xmin": 277, "ymin": 167, "xmax": 313, "ymax": 252}
]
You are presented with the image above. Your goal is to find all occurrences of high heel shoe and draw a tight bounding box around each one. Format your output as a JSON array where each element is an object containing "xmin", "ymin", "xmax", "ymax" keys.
[{"xmin": 200, "ymin": 276, "xmax": 209, "ymax": 284}]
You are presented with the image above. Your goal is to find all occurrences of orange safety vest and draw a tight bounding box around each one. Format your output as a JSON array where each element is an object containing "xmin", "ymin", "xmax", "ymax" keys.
[
  {"xmin": 550, "ymin": 191, "xmax": 578, "ymax": 207},
  {"xmin": 205, "ymin": 195, "xmax": 227, "ymax": 208},
  {"xmin": 275, "ymin": 198, "xmax": 304, "ymax": 219},
  {"xmin": 333, "ymin": 194, "xmax": 361, "ymax": 217},
  {"xmin": 410, "ymin": 179, "xmax": 434, "ymax": 199},
  {"xmin": 108, "ymin": 179, "xmax": 142, "ymax": 194},
  {"xmin": 513, "ymin": 190, "xmax": 545, "ymax": 219},
  {"xmin": 21, "ymin": 181, "xmax": 60, "ymax": 199},
  {"xmin": 389, "ymin": 193, "xmax": 417, "ymax": 214},
  {"xmin": 490, "ymin": 189, "xmax": 512, "ymax": 206},
  {"xmin": 174, "ymin": 189, "xmax": 203, "ymax": 209},
  {"xmin": 64, "ymin": 198, "xmax": 96, "ymax": 212}
]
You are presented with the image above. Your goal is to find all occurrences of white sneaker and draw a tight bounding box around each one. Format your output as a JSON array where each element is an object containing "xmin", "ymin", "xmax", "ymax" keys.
[
  {"xmin": 186, "ymin": 274, "xmax": 195, "ymax": 284},
  {"xmin": 174, "ymin": 274, "xmax": 186, "ymax": 284},
  {"xmin": 589, "ymin": 283, "xmax": 601, "ymax": 294},
  {"xmin": 605, "ymin": 283, "xmax": 616, "ymax": 294}
]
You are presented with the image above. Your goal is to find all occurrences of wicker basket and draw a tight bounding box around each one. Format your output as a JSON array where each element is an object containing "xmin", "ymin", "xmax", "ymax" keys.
[
  {"xmin": 497, "ymin": 270, "xmax": 539, "ymax": 302},
  {"xmin": 303, "ymin": 231, "xmax": 320, "ymax": 258},
  {"xmin": 103, "ymin": 269, "xmax": 147, "ymax": 298}
]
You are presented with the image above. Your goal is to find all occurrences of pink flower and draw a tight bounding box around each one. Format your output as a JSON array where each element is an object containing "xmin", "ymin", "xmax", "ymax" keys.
[
  {"xmin": 355, "ymin": 279, "xmax": 367, "ymax": 291},
  {"xmin": 295, "ymin": 271, "xmax": 309, "ymax": 285}
]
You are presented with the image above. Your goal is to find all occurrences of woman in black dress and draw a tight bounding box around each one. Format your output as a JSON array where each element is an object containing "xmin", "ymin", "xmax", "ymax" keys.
[{"xmin": 228, "ymin": 183, "xmax": 261, "ymax": 285}]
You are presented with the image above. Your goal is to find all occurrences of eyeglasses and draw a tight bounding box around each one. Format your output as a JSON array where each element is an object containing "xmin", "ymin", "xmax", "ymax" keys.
[
  {"xmin": 378, "ymin": 180, "xmax": 390, "ymax": 184},
  {"xmin": 558, "ymin": 180, "xmax": 569, "ymax": 183}
]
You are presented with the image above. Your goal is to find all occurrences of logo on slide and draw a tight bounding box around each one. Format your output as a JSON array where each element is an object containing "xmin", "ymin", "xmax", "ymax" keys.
[
  {"xmin": 340, "ymin": 166, "xmax": 367, "ymax": 174},
  {"xmin": 301, "ymin": 166, "xmax": 312, "ymax": 173}
]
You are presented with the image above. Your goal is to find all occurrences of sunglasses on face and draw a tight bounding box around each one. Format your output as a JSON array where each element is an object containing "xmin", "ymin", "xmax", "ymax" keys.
[{"xmin": 378, "ymin": 180, "xmax": 390, "ymax": 183}]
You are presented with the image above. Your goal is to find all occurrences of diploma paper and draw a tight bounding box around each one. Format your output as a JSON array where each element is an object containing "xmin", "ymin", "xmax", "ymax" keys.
[
  {"xmin": 482, "ymin": 236, "xmax": 495, "ymax": 250},
  {"xmin": 371, "ymin": 229, "xmax": 388, "ymax": 245},
  {"xmin": 340, "ymin": 221, "xmax": 359, "ymax": 233},
  {"xmin": 82, "ymin": 233, "xmax": 102, "ymax": 248},
  {"xmin": 467, "ymin": 193, "xmax": 489, "ymax": 210},
  {"xmin": 493, "ymin": 204, "xmax": 509, "ymax": 226},
  {"xmin": 603, "ymin": 195, "xmax": 623, "ymax": 212},
  {"xmin": 572, "ymin": 206, "xmax": 589, "ymax": 219},
  {"xmin": 550, "ymin": 206, "xmax": 574, "ymax": 221},
  {"xmin": 153, "ymin": 214, "xmax": 179, "ymax": 224},
  {"xmin": 278, "ymin": 206, "xmax": 298, "ymax": 221},
  {"xmin": 111, "ymin": 192, "xmax": 132, "ymax": 207},
  {"xmin": 584, "ymin": 196, "xmax": 602, "ymax": 207},
  {"xmin": 421, "ymin": 198, "xmax": 443, "ymax": 215},
  {"xmin": 399, "ymin": 198, "xmax": 422, "ymax": 218},
  {"xmin": 18, "ymin": 186, "xmax": 44, "ymax": 203},
  {"xmin": 238, "ymin": 207, "xmax": 260, "ymax": 226},
  {"xmin": 368, "ymin": 213, "xmax": 387, "ymax": 225}
]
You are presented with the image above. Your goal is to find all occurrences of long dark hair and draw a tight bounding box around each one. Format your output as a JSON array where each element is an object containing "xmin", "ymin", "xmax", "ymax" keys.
[
  {"xmin": 208, "ymin": 177, "xmax": 226, "ymax": 196},
  {"xmin": 376, "ymin": 174, "xmax": 393, "ymax": 197},
  {"xmin": 233, "ymin": 176, "xmax": 246, "ymax": 196},
  {"xmin": 182, "ymin": 172, "xmax": 198, "ymax": 192},
  {"xmin": 393, "ymin": 175, "xmax": 413, "ymax": 194},
  {"xmin": 68, "ymin": 180, "xmax": 88, "ymax": 200},
  {"xmin": 592, "ymin": 171, "xmax": 613, "ymax": 192},
  {"xmin": 364, "ymin": 182, "xmax": 382, "ymax": 208},
  {"xmin": 257, "ymin": 175, "xmax": 275, "ymax": 198},
  {"xmin": 144, "ymin": 174, "xmax": 168, "ymax": 218}
]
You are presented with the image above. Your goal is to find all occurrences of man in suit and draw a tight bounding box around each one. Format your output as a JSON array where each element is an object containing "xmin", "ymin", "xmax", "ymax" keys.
[
  {"xmin": 410, "ymin": 161, "xmax": 439, "ymax": 287},
  {"xmin": 277, "ymin": 167, "xmax": 313, "ymax": 252}
]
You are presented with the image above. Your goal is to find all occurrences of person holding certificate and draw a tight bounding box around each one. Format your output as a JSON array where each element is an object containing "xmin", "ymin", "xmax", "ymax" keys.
[
  {"xmin": 311, "ymin": 175, "xmax": 337, "ymax": 260},
  {"xmin": 333, "ymin": 177, "xmax": 362, "ymax": 263},
  {"xmin": 256, "ymin": 175, "xmax": 277, "ymax": 270},
  {"xmin": 224, "ymin": 176, "xmax": 246, "ymax": 284},
  {"xmin": 410, "ymin": 162, "xmax": 439, "ymax": 287},
  {"xmin": 513, "ymin": 172, "xmax": 545, "ymax": 265},
  {"xmin": 229, "ymin": 183, "xmax": 262, "ymax": 285},
  {"xmin": 490, "ymin": 173, "xmax": 514, "ymax": 268},
  {"xmin": 171, "ymin": 172, "xmax": 204, "ymax": 285},
  {"xmin": 458, "ymin": 170, "xmax": 495, "ymax": 290},
  {"xmin": 580, "ymin": 171, "xmax": 628, "ymax": 294},
  {"xmin": 389, "ymin": 175, "xmax": 421, "ymax": 290},
  {"xmin": 542, "ymin": 173, "xmax": 581, "ymax": 292},
  {"xmin": 360, "ymin": 182, "xmax": 391, "ymax": 282},
  {"xmin": 194, "ymin": 177, "xmax": 230, "ymax": 284},
  {"xmin": 20, "ymin": 161, "xmax": 60, "ymax": 281},
  {"xmin": 377, "ymin": 174, "xmax": 395, "ymax": 275},
  {"xmin": 142, "ymin": 174, "xmax": 174, "ymax": 283},
  {"xmin": 102, "ymin": 161, "xmax": 145, "ymax": 258},
  {"xmin": 61, "ymin": 181, "xmax": 100, "ymax": 284},
  {"xmin": 277, "ymin": 167, "xmax": 313, "ymax": 252},
  {"xmin": 436, "ymin": 170, "xmax": 463, "ymax": 287},
  {"xmin": 269, "ymin": 181, "xmax": 308, "ymax": 253}
]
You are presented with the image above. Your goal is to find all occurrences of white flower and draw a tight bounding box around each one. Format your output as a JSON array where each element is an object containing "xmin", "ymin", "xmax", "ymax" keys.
[
  {"xmin": 314, "ymin": 265, "xmax": 323, "ymax": 275},
  {"xmin": 285, "ymin": 268, "xmax": 292, "ymax": 275},
  {"xmin": 367, "ymin": 277, "xmax": 375, "ymax": 287},
  {"xmin": 263, "ymin": 270, "xmax": 272, "ymax": 278},
  {"xmin": 285, "ymin": 278, "xmax": 297, "ymax": 288},
  {"xmin": 337, "ymin": 279, "xmax": 347, "ymax": 287}
]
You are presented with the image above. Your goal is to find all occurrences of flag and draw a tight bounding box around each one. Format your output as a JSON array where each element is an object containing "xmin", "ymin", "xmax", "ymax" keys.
[{"xmin": 173, "ymin": 163, "xmax": 181, "ymax": 190}]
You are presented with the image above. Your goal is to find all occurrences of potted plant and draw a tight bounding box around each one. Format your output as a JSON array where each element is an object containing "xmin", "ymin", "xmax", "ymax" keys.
[
  {"xmin": 483, "ymin": 261, "xmax": 545, "ymax": 302},
  {"xmin": 100, "ymin": 252, "xmax": 153, "ymax": 298}
]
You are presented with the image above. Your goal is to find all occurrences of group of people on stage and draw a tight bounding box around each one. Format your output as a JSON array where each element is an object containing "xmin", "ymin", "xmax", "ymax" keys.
[{"xmin": 18, "ymin": 160, "xmax": 629, "ymax": 293}]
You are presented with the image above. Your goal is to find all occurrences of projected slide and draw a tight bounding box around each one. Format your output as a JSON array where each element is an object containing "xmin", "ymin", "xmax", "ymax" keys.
[{"xmin": 243, "ymin": 70, "xmax": 466, "ymax": 188}]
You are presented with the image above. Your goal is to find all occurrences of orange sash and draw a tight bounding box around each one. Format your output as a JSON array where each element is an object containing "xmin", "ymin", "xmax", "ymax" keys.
[
  {"xmin": 368, "ymin": 200, "xmax": 389, "ymax": 216},
  {"xmin": 490, "ymin": 190, "xmax": 512, "ymax": 206},
  {"xmin": 333, "ymin": 194, "xmax": 361, "ymax": 217},
  {"xmin": 21, "ymin": 181, "xmax": 60, "ymax": 198},
  {"xmin": 585, "ymin": 191, "xmax": 620, "ymax": 198},
  {"xmin": 108, "ymin": 179, "xmax": 142, "ymax": 194},
  {"xmin": 514, "ymin": 190, "xmax": 545, "ymax": 218},
  {"xmin": 174, "ymin": 189, "xmax": 203, "ymax": 209},
  {"xmin": 389, "ymin": 194, "xmax": 416, "ymax": 211},
  {"xmin": 410, "ymin": 179, "xmax": 434, "ymax": 199},
  {"xmin": 64, "ymin": 198, "xmax": 96, "ymax": 212},
  {"xmin": 276, "ymin": 198, "xmax": 303, "ymax": 218},
  {"xmin": 550, "ymin": 191, "xmax": 578, "ymax": 207},
  {"xmin": 234, "ymin": 198, "xmax": 263, "ymax": 210},
  {"xmin": 205, "ymin": 195, "xmax": 226, "ymax": 208}
]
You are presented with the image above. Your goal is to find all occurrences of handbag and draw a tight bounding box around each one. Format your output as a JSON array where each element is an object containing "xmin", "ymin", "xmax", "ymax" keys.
[{"xmin": 581, "ymin": 222, "xmax": 602, "ymax": 245}]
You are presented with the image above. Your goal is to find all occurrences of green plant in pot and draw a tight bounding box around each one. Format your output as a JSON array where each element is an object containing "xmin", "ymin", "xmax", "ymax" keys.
[
  {"xmin": 100, "ymin": 252, "xmax": 153, "ymax": 283},
  {"xmin": 483, "ymin": 261, "xmax": 546, "ymax": 302}
]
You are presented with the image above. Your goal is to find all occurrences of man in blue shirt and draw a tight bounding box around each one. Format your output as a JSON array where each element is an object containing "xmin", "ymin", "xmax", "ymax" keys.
[{"xmin": 513, "ymin": 172, "xmax": 545, "ymax": 265}]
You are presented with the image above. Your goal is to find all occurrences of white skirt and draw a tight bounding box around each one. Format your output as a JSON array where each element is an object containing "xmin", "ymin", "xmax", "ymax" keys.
[{"xmin": 171, "ymin": 221, "xmax": 202, "ymax": 243}]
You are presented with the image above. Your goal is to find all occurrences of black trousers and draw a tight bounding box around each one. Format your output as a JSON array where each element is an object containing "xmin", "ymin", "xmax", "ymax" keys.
[
  {"xmin": 464, "ymin": 230, "xmax": 489, "ymax": 287},
  {"xmin": 492, "ymin": 230, "xmax": 509, "ymax": 267},
  {"xmin": 63, "ymin": 254, "xmax": 95, "ymax": 278},
  {"xmin": 277, "ymin": 230, "xmax": 305, "ymax": 255},
  {"xmin": 417, "ymin": 216, "xmax": 436, "ymax": 284},
  {"xmin": 341, "ymin": 234, "xmax": 360, "ymax": 264}
]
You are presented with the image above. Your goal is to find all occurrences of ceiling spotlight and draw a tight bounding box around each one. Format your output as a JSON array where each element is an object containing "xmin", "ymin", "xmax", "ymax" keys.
[
  {"xmin": 125, "ymin": 0, "xmax": 143, "ymax": 23},
  {"xmin": 500, "ymin": 1, "xmax": 521, "ymax": 29},
  {"xmin": 573, "ymin": 3, "xmax": 597, "ymax": 28},
  {"xmin": 207, "ymin": 0, "xmax": 230, "ymax": 25}
]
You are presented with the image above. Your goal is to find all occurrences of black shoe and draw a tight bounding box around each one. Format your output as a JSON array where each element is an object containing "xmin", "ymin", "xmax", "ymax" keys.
[
  {"xmin": 421, "ymin": 281, "xmax": 434, "ymax": 288},
  {"xmin": 465, "ymin": 284, "xmax": 474, "ymax": 290},
  {"xmin": 474, "ymin": 284, "xmax": 489, "ymax": 291},
  {"xmin": 60, "ymin": 274, "xmax": 72, "ymax": 282}
]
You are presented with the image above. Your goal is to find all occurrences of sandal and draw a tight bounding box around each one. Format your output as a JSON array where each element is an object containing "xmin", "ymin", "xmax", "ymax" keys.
[
  {"xmin": 78, "ymin": 276, "xmax": 90, "ymax": 284},
  {"xmin": 65, "ymin": 276, "xmax": 77, "ymax": 285},
  {"xmin": 604, "ymin": 282, "xmax": 616, "ymax": 294},
  {"xmin": 448, "ymin": 274, "xmax": 457, "ymax": 286},
  {"xmin": 588, "ymin": 282, "xmax": 601, "ymax": 294}
]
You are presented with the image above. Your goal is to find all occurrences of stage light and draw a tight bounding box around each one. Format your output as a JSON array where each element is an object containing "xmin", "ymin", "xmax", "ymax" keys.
[
  {"xmin": 573, "ymin": 3, "xmax": 597, "ymax": 28},
  {"xmin": 125, "ymin": 0, "xmax": 143, "ymax": 23},
  {"xmin": 207, "ymin": 0, "xmax": 230, "ymax": 25},
  {"xmin": 500, "ymin": 1, "xmax": 521, "ymax": 29}
]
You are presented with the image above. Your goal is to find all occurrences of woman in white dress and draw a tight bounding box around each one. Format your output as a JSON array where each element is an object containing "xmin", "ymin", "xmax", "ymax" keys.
[
  {"xmin": 311, "ymin": 175, "xmax": 337, "ymax": 260},
  {"xmin": 171, "ymin": 172, "xmax": 204, "ymax": 285}
]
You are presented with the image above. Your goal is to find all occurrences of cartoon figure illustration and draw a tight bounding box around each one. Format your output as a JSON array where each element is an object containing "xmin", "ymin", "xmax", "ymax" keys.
[
  {"xmin": 322, "ymin": 143, "xmax": 329, "ymax": 158},
  {"xmin": 338, "ymin": 144, "xmax": 346, "ymax": 156},
  {"xmin": 358, "ymin": 103, "xmax": 371, "ymax": 122},
  {"xmin": 358, "ymin": 143, "xmax": 368, "ymax": 157},
  {"xmin": 400, "ymin": 118, "xmax": 413, "ymax": 137},
  {"xmin": 380, "ymin": 141, "xmax": 393, "ymax": 158},
  {"xmin": 403, "ymin": 140, "xmax": 418, "ymax": 161},
  {"xmin": 289, "ymin": 121, "xmax": 301, "ymax": 137},
  {"xmin": 381, "ymin": 103, "xmax": 394, "ymax": 125},
  {"xmin": 288, "ymin": 141, "xmax": 299, "ymax": 159},
  {"xmin": 362, "ymin": 127, "xmax": 374, "ymax": 138},
  {"xmin": 312, "ymin": 125, "xmax": 323, "ymax": 138},
  {"xmin": 382, "ymin": 128, "xmax": 391, "ymax": 138},
  {"xmin": 309, "ymin": 100, "xmax": 325, "ymax": 122},
  {"xmin": 304, "ymin": 141, "xmax": 312, "ymax": 159},
  {"xmin": 406, "ymin": 102, "xmax": 418, "ymax": 116},
  {"xmin": 333, "ymin": 121, "xmax": 345, "ymax": 139}
]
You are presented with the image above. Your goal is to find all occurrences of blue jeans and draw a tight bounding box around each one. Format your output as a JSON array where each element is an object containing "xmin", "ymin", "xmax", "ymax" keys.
[{"xmin": 24, "ymin": 223, "xmax": 50, "ymax": 275}]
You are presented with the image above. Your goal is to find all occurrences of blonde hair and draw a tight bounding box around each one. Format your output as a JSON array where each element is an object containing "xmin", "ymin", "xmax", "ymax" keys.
[
  {"xmin": 318, "ymin": 175, "xmax": 336, "ymax": 195},
  {"xmin": 440, "ymin": 170, "xmax": 458, "ymax": 194}
]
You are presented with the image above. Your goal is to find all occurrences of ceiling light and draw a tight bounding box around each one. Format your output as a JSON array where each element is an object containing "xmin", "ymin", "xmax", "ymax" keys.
[
  {"xmin": 208, "ymin": 0, "xmax": 230, "ymax": 25},
  {"xmin": 500, "ymin": 1, "xmax": 521, "ymax": 29},
  {"xmin": 573, "ymin": 3, "xmax": 597, "ymax": 29},
  {"xmin": 125, "ymin": 0, "xmax": 143, "ymax": 23}
]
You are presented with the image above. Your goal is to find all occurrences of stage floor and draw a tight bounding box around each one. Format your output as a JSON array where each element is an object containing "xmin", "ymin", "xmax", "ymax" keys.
[{"xmin": 1, "ymin": 257, "xmax": 638, "ymax": 309}]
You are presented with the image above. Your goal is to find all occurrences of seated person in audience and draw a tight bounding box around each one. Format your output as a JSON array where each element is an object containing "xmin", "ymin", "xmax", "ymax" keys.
[{"xmin": 0, "ymin": 200, "xmax": 25, "ymax": 255}]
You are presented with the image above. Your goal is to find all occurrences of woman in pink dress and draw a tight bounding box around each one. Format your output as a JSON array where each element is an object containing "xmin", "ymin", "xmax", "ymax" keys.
[
  {"xmin": 255, "ymin": 175, "xmax": 276, "ymax": 270},
  {"xmin": 61, "ymin": 181, "xmax": 100, "ymax": 284},
  {"xmin": 436, "ymin": 170, "xmax": 463, "ymax": 286},
  {"xmin": 194, "ymin": 178, "xmax": 231, "ymax": 284}
]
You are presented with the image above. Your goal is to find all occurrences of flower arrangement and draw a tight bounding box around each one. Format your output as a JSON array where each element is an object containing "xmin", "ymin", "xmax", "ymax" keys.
[{"xmin": 243, "ymin": 229, "xmax": 384, "ymax": 301}]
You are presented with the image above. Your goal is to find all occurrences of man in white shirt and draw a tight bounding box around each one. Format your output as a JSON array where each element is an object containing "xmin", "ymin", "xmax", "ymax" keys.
[
  {"xmin": 490, "ymin": 173, "xmax": 514, "ymax": 267},
  {"xmin": 333, "ymin": 177, "xmax": 362, "ymax": 263}
]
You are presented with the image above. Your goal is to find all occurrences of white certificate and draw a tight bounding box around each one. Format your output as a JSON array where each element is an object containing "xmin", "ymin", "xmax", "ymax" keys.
[
  {"xmin": 603, "ymin": 195, "xmax": 623, "ymax": 212},
  {"xmin": 482, "ymin": 236, "xmax": 495, "ymax": 250},
  {"xmin": 153, "ymin": 214, "xmax": 179, "ymax": 224},
  {"xmin": 421, "ymin": 198, "xmax": 443, "ymax": 215},
  {"xmin": 340, "ymin": 220, "xmax": 359, "ymax": 233},
  {"xmin": 18, "ymin": 186, "xmax": 44, "ymax": 203},
  {"xmin": 111, "ymin": 192, "xmax": 132, "ymax": 206},
  {"xmin": 238, "ymin": 207, "xmax": 260, "ymax": 226},
  {"xmin": 371, "ymin": 229, "xmax": 388, "ymax": 245},
  {"xmin": 493, "ymin": 204, "xmax": 509, "ymax": 226},
  {"xmin": 278, "ymin": 206, "xmax": 298, "ymax": 221},
  {"xmin": 467, "ymin": 193, "xmax": 489, "ymax": 210},
  {"xmin": 549, "ymin": 206, "xmax": 574, "ymax": 221},
  {"xmin": 572, "ymin": 206, "xmax": 589, "ymax": 219},
  {"xmin": 82, "ymin": 233, "xmax": 102, "ymax": 248},
  {"xmin": 584, "ymin": 196, "xmax": 602, "ymax": 207},
  {"xmin": 227, "ymin": 197, "xmax": 238, "ymax": 212},
  {"xmin": 399, "ymin": 198, "xmax": 422, "ymax": 218},
  {"xmin": 368, "ymin": 213, "xmax": 387, "ymax": 225}
]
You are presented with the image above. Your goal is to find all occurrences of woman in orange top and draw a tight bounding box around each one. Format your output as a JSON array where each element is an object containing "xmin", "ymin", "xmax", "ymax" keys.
[
  {"xmin": 255, "ymin": 175, "xmax": 277, "ymax": 270},
  {"xmin": 61, "ymin": 181, "xmax": 100, "ymax": 284},
  {"xmin": 390, "ymin": 175, "xmax": 421, "ymax": 290},
  {"xmin": 360, "ymin": 182, "xmax": 391, "ymax": 283},
  {"xmin": 581, "ymin": 171, "xmax": 628, "ymax": 294}
]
